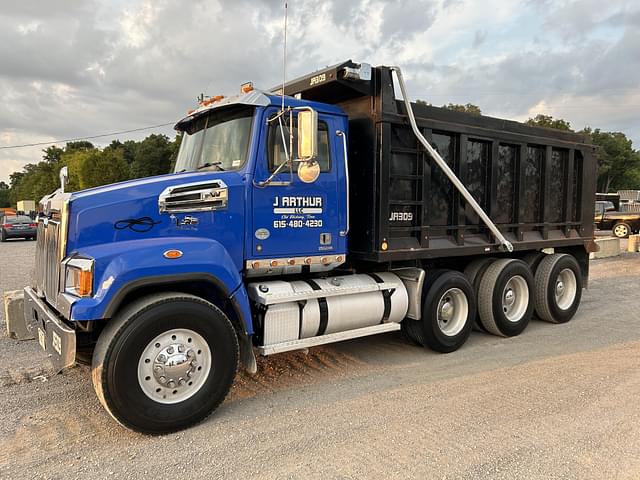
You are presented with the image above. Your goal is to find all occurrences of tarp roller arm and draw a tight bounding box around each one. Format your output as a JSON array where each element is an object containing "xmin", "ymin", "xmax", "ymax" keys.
[{"xmin": 390, "ymin": 66, "xmax": 514, "ymax": 253}]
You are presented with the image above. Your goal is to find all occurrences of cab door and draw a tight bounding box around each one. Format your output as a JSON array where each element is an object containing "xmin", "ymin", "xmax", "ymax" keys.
[{"xmin": 250, "ymin": 109, "xmax": 345, "ymax": 260}]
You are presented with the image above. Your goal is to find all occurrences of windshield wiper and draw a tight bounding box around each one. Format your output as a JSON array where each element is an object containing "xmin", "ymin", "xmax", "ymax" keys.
[{"xmin": 196, "ymin": 161, "xmax": 225, "ymax": 171}]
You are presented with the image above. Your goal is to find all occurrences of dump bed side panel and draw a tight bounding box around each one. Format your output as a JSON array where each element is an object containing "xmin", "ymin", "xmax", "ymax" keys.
[{"xmin": 342, "ymin": 67, "xmax": 597, "ymax": 262}]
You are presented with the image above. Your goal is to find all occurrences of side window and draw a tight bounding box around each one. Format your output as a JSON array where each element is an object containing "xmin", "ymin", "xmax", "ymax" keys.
[{"xmin": 268, "ymin": 117, "xmax": 331, "ymax": 172}]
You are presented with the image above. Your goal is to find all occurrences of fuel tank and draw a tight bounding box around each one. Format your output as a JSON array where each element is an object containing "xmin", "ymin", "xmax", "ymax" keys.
[{"xmin": 247, "ymin": 273, "xmax": 409, "ymax": 347}]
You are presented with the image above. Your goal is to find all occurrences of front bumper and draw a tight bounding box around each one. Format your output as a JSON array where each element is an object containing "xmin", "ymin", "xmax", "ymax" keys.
[{"xmin": 23, "ymin": 286, "xmax": 76, "ymax": 372}]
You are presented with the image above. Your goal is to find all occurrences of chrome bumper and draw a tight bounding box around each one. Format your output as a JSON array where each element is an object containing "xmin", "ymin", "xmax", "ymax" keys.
[{"xmin": 23, "ymin": 286, "xmax": 76, "ymax": 372}]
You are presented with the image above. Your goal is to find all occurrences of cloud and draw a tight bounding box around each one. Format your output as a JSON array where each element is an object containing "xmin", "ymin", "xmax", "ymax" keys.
[{"xmin": 1, "ymin": 0, "xmax": 639, "ymax": 184}]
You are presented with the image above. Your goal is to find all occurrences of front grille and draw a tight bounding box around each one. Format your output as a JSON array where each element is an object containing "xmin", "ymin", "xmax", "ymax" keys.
[{"xmin": 34, "ymin": 219, "xmax": 61, "ymax": 306}]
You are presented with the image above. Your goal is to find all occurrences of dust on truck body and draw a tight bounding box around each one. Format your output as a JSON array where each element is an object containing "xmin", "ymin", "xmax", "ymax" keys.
[{"xmin": 17, "ymin": 60, "xmax": 597, "ymax": 433}]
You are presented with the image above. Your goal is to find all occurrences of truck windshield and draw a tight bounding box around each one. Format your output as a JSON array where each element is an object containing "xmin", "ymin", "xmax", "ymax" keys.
[{"xmin": 174, "ymin": 106, "xmax": 254, "ymax": 173}]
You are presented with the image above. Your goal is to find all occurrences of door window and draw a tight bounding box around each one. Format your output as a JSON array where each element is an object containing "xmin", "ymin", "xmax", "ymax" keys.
[{"xmin": 268, "ymin": 118, "xmax": 332, "ymax": 172}]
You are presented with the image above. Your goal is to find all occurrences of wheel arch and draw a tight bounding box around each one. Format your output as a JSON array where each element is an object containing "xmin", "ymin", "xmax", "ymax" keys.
[{"xmin": 102, "ymin": 273, "xmax": 253, "ymax": 337}]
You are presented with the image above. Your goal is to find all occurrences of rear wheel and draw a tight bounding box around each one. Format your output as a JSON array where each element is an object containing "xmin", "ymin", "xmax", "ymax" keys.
[
  {"xmin": 534, "ymin": 254, "xmax": 582, "ymax": 323},
  {"xmin": 403, "ymin": 270, "xmax": 475, "ymax": 353},
  {"xmin": 613, "ymin": 223, "xmax": 630, "ymax": 238},
  {"xmin": 477, "ymin": 259, "xmax": 534, "ymax": 337},
  {"xmin": 91, "ymin": 292, "xmax": 238, "ymax": 434},
  {"xmin": 0, "ymin": 230, "xmax": 5, "ymax": 242}
]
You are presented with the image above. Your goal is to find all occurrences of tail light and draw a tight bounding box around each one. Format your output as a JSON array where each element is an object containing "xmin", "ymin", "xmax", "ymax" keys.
[
  {"xmin": 29, "ymin": 223, "xmax": 37, "ymax": 228},
  {"xmin": 2, "ymin": 223, "xmax": 11, "ymax": 229}
]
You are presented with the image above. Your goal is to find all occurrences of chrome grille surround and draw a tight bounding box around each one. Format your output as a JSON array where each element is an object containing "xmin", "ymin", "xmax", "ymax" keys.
[{"xmin": 34, "ymin": 218, "xmax": 61, "ymax": 308}]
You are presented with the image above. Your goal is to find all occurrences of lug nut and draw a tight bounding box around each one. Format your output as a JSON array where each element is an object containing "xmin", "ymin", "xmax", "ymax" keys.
[
  {"xmin": 167, "ymin": 380, "xmax": 176, "ymax": 388},
  {"xmin": 191, "ymin": 360, "xmax": 198, "ymax": 367},
  {"xmin": 178, "ymin": 379, "xmax": 186, "ymax": 386},
  {"xmin": 167, "ymin": 346, "xmax": 174, "ymax": 354},
  {"xmin": 154, "ymin": 365, "xmax": 163, "ymax": 373},
  {"xmin": 159, "ymin": 376, "xmax": 167, "ymax": 384},
  {"xmin": 158, "ymin": 354, "xmax": 166, "ymax": 362},
  {"xmin": 178, "ymin": 345, "xmax": 185, "ymax": 353},
  {"xmin": 187, "ymin": 350, "xmax": 194, "ymax": 358}
]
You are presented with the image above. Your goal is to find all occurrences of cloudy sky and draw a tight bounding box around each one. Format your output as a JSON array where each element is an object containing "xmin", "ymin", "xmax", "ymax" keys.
[{"xmin": 1, "ymin": 0, "xmax": 639, "ymax": 184}]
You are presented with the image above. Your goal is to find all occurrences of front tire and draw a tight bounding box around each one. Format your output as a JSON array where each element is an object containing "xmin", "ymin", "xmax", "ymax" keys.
[{"xmin": 91, "ymin": 292, "xmax": 239, "ymax": 434}]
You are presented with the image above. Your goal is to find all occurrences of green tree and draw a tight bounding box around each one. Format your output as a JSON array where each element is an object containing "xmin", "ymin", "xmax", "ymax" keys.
[
  {"xmin": 65, "ymin": 141, "xmax": 95, "ymax": 153},
  {"xmin": 442, "ymin": 103, "xmax": 482, "ymax": 115},
  {"xmin": 42, "ymin": 145, "xmax": 64, "ymax": 164},
  {"xmin": 582, "ymin": 128, "xmax": 640, "ymax": 192},
  {"xmin": 77, "ymin": 149, "xmax": 130, "ymax": 189},
  {"xmin": 130, "ymin": 134, "xmax": 173, "ymax": 178},
  {"xmin": 526, "ymin": 114, "xmax": 573, "ymax": 131},
  {"xmin": 0, "ymin": 181, "xmax": 10, "ymax": 208}
]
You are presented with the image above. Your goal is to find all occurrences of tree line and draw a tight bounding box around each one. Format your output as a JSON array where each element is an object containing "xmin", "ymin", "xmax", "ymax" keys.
[
  {"xmin": 0, "ymin": 134, "xmax": 181, "ymax": 208},
  {"xmin": 1, "ymin": 106, "xmax": 639, "ymax": 209}
]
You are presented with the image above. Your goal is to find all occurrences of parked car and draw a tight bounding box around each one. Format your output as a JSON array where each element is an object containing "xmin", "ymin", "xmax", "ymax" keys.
[
  {"xmin": 0, "ymin": 215, "xmax": 38, "ymax": 241},
  {"xmin": 594, "ymin": 202, "xmax": 640, "ymax": 238}
]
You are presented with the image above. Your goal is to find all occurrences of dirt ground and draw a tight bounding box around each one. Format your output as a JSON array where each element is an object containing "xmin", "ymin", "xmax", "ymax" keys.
[{"xmin": 1, "ymin": 239, "xmax": 639, "ymax": 479}]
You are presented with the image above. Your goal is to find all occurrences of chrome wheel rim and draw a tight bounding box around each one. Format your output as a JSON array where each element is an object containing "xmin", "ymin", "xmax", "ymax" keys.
[
  {"xmin": 555, "ymin": 268, "xmax": 577, "ymax": 310},
  {"xmin": 502, "ymin": 275, "xmax": 529, "ymax": 322},
  {"xmin": 614, "ymin": 224, "xmax": 628, "ymax": 237},
  {"xmin": 138, "ymin": 328, "xmax": 211, "ymax": 404},
  {"xmin": 436, "ymin": 288, "xmax": 468, "ymax": 336}
]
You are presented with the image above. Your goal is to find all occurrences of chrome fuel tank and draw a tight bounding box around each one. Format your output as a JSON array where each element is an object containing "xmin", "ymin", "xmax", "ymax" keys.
[{"xmin": 247, "ymin": 273, "xmax": 409, "ymax": 347}]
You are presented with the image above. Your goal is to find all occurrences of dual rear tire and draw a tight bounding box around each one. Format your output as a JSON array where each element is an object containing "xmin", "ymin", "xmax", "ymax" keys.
[{"xmin": 403, "ymin": 253, "xmax": 582, "ymax": 352}]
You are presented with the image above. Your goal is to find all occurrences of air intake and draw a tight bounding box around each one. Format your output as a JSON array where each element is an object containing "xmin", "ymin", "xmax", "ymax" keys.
[{"xmin": 158, "ymin": 180, "xmax": 228, "ymax": 213}]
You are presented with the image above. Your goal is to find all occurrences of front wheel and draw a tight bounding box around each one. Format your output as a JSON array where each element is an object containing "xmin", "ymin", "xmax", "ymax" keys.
[{"xmin": 91, "ymin": 292, "xmax": 239, "ymax": 434}]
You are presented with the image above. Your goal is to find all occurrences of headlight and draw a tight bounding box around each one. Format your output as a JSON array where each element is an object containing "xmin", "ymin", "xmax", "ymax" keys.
[{"xmin": 64, "ymin": 257, "xmax": 94, "ymax": 297}]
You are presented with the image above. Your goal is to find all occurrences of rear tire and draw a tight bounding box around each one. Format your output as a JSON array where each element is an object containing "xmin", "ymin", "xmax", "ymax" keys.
[
  {"xmin": 403, "ymin": 270, "xmax": 475, "ymax": 353},
  {"xmin": 0, "ymin": 230, "xmax": 5, "ymax": 242},
  {"xmin": 91, "ymin": 292, "xmax": 239, "ymax": 434},
  {"xmin": 477, "ymin": 259, "xmax": 534, "ymax": 337},
  {"xmin": 534, "ymin": 254, "xmax": 582, "ymax": 323}
]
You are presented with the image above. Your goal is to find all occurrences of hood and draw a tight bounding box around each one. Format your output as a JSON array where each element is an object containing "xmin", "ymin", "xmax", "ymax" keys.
[{"xmin": 66, "ymin": 171, "xmax": 247, "ymax": 257}]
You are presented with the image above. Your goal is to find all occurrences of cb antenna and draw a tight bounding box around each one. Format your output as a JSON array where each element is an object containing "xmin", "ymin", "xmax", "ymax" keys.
[{"xmin": 281, "ymin": 1, "xmax": 288, "ymax": 111}]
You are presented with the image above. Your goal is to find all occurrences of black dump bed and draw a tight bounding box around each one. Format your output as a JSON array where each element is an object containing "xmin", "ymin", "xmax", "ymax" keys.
[{"xmin": 281, "ymin": 60, "xmax": 597, "ymax": 262}]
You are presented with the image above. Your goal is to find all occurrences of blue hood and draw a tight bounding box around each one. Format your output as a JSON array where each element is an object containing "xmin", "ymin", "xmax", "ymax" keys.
[{"xmin": 67, "ymin": 171, "xmax": 247, "ymax": 271}]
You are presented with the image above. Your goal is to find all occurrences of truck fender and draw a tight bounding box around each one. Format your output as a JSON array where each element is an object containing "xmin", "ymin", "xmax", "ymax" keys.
[{"xmin": 69, "ymin": 237, "xmax": 254, "ymax": 336}]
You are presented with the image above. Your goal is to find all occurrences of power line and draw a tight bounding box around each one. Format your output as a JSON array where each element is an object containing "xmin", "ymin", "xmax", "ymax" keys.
[{"xmin": 0, "ymin": 122, "xmax": 175, "ymax": 150}]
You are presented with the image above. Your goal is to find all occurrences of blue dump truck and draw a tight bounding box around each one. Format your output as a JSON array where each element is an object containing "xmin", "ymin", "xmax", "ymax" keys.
[{"xmin": 13, "ymin": 61, "xmax": 597, "ymax": 433}]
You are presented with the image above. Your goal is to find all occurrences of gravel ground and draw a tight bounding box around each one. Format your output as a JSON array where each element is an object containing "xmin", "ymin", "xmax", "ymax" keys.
[{"xmin": 1, "ymin": 239, "xmax": 640, "ymax": 479}]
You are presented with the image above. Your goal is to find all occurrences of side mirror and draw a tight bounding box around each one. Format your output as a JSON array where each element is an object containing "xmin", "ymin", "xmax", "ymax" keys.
[
  {"xmin": 59, "ymin": 166, "xmax": 69, "ymax": 193},
  {"xmin": 297, "ymin": 109, "xmax": 318, "ymax": 160}
]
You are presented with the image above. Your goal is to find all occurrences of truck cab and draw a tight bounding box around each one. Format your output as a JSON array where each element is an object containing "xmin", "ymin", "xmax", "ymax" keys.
[{"xmin": 14, "ymin": 61, "xmax": 596, "ymax": 433}]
